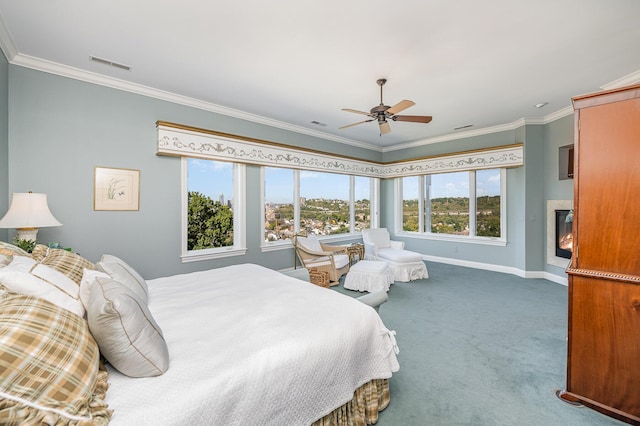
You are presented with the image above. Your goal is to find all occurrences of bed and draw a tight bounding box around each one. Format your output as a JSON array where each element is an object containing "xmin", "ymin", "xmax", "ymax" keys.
[{"xmin": 0, "ymin": 243, "xmax": 399, "ymax": 425}]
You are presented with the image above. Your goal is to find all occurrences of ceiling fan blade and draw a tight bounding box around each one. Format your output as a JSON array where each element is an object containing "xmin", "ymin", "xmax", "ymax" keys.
[
  {"xmin": 386, "ymin": 100, "xmax": 415, "ymax": 115},
  {"xmin": 392, "ymin": 115, "xmax": 433, "ymax": 124},
  {"xmin": 342, "ymin": 108, "xmax": 372, "ymax": 116},
  {"xmin": 339, "ymin": 119, "xmax": 374, "ymax": 130},
  {"xmin": 379, "ymin": 121, "xmax": 391, "ymax": 135}
]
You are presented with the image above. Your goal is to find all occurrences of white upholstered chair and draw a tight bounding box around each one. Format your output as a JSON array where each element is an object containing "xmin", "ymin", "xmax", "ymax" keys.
[
  {"xmin": 293, "ymin": 233, "xmax": 350, "ymax": 285},
  {"xmin": 361, "ymin": 228, "xmax": 428, "ymax": 282}
]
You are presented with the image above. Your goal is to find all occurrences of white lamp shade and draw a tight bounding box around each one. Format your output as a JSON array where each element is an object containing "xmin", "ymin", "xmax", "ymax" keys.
[{"xmin": 0, "ymin": 192, "xmax": 62, "ymax": 229}]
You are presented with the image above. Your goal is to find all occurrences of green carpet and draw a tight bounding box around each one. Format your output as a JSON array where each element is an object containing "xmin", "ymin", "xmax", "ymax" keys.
[{"xmin": 333, "ymin": 262, "xmax": 625, "ymax": 426}]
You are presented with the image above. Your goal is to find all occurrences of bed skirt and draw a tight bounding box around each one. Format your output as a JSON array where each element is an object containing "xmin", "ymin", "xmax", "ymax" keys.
[{"xmin": 311, "ymin": 379, "xmax": 390, "ymax": 426}]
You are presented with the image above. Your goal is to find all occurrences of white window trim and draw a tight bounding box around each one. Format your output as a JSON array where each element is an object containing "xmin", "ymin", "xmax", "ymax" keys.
[
  {"xmin": 395, "ymin": 169, "xmax": 507, "ymax": 246},
  {"xmin": 181, "ymin": 158, "xmax": 247, "ymax": 262}
]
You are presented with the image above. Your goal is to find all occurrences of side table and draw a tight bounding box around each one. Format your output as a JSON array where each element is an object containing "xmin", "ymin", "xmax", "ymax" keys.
[{"xmin": 347, "ymin": 243, "xmax": 365, "ymax": 266}]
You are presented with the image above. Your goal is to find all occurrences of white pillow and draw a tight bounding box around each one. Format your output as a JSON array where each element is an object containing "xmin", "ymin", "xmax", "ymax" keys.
[
  {"xmin": 299, "ymin": 234, "xmax": 324, "ymax": 253},
  {"xmin": 96, "ymin": 255, "xmax": 148, "ymax": 302},
  {"xmin": 79, "ymin": 268, "xmax": 111, "ymax": 310},
  {"xmin": 0, "ymin": 256, "xmax": 84, "ymax": 317},
  {"xmin": 83, "ymin": 274, "xmax": 169, "ymax": 377}
]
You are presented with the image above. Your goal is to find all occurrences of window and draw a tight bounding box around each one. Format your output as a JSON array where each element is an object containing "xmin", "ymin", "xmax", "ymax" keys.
[
  {"xmin": 399, "ymin": 168, "xmax": 505, "ymax": 242},
  {"xmin": 354, "ymin": 176, "xmax": 372, "ymax": 232},
  {"xmin": 475, "ymin": 169, "xmax": 501, "ymax": 237},
  {"xmin": 300, "ymin": 171, "xmax": 350, "ymax": 235},
  {"xmin": 402, "ymin": 176, "xmax": 420, "ymax": 232},
  {"xmin": 264, "ymin": 167, "xmax": 295, "ymax": 242},
  {"xmin": 428, "ymin": 171, "xmax": 470, "ymax": 235},
  {"xmin": 262, "ymin": 167, "xmax": 376, "ymax": 245},
  {"xmin": 182, "ymin": 158, "xmax": 246, "ymax": 261}
]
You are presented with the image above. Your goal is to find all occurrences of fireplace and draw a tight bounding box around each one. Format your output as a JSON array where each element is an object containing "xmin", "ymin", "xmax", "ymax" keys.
[
  {"xmin": 547, "ymin": 200, "xmax": 573, "ymax": 268},
  {"xmin": 555, "ymin": 210, "xmax": 573, "ymax": 259}
]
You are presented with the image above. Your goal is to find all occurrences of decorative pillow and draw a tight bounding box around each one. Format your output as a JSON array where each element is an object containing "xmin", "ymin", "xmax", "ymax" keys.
[
  {"xmin": 29, "ymin": 244, "xmax": 49, "ymax": 262},
  {"xmin": 79, "ymin": 268, "xmax": 112, "ymax": 311},
  {"xmin": 0, "ymin": 290, "xmax": 111, "ymax": 425},
  {"xmin": 299, "ymin": 234, "xmax": 324, "ymax": 253},
  {"xmin": 0, "ymin": 241, "xmax": 30, "ymax": 257},
  {"xmin": 0, "ymin": 250, "xmax": 13, "ymax": 269},
  {"xmin": 33, "ymin": 246, "xmax": 95, "ymax": 285},
  {"xmin": 0, "ymin": 256, "xmax": 84, "ymax": 317},
  {"xmin": 83, "ymin": 274, "xmax": 169, "ymax": 377},
  {"xmin": 96, "ymin": 254, "xmax": 148, "ymax": 302}
]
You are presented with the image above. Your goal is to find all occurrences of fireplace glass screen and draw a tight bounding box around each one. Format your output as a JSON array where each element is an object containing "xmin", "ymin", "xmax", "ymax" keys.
[{"xmin": 555, "ymin": 210, "xmax": 573, "ymax": 259}]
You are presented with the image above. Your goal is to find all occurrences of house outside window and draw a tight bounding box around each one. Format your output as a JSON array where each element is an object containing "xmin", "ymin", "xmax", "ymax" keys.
[
  {"xmin": 264, "ymin": 167, "xmax": 295, "ymax": 242},
  {"xmin": 182, "ymin": 158, "xmax": 246, "ymax": 262},
  {"xmin": 398, "ymin": 168, "xmax": 505, "ymax": 243},
  {"xmin": 262, "ymin": 167, "xmax": 376, "ymax": 245}
]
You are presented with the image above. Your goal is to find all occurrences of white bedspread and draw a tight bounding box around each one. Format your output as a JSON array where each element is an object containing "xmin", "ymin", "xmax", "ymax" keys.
[{"xmin": 105, "ymin": 264, "xmax": 399, "ymax": 426}]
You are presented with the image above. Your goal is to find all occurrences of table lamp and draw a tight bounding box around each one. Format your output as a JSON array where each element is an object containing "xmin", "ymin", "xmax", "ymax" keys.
[{"xmin": 0, "ymin": 192, "xmax": 62, "ymax": 242}]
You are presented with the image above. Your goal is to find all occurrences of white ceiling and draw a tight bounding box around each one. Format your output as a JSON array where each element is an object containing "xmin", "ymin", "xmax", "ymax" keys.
[{"xmin": 0, "ymin": 0, "xmax": 639, "ymax": 151}]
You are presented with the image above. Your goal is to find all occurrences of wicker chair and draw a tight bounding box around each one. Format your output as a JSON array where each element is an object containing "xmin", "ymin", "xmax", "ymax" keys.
[{"xmin": 293, "ymin": 232, "xmax": 350, "ymax": 286}]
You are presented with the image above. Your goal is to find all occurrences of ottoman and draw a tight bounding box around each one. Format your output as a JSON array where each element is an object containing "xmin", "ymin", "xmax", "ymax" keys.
[{"xmin": 344, "ymin": 260, "xmax": 394, "ymax": 293}]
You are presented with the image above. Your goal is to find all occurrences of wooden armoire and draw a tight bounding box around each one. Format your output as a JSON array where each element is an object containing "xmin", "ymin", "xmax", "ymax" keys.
[{"xmin": 558, "ymin": 83, "xmax": 640, "ymax": 425}]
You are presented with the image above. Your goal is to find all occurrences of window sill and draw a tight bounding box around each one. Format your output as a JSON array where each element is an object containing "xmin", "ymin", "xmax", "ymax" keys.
[
  {"xmin": 396, "ymin": 231, "xmax": 507, "ymax": 246},
  {"xmin": 260, "ymin": 233, "xmax": 364, "ymax": 253},
  {"xmin": 181, "ymin": 247, "xmax": 248, "ymax": 263}
]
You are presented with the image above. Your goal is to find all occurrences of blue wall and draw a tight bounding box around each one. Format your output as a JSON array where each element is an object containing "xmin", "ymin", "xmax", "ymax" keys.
[{"xmin": 4, "ymin": 65, "xmax": 574, "ymax": 281}]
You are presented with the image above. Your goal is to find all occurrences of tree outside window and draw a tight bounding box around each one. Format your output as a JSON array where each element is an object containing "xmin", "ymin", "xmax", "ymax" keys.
[{"xmin": 187, "ymin": 159, "xmax": 234, "ymax": 251}]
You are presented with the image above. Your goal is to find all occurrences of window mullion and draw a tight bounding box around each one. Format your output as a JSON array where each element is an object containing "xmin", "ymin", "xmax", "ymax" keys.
[
  {"xmin": 350, "ymin": 175, "xmax": 355, "ymax": 233},
  {"xmin": 418, "ymin": 175, "xmax": 425, "ymax": 233},
  {"xmin": 294, "ymin": 169, "xmax": 300, "ymax": 234},
  {"xmin": 424, "ymin": 175, "xmax": 431, "ymax": 234},
  {"xmin": 469, "ymin": 171, "xmax": 477, "ymax": 237}
]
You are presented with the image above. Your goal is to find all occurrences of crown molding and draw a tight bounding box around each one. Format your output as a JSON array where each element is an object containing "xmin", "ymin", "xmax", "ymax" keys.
[
  {"xmin": 600, "ymin": 69, "xmax": 640, "ymax": 91},
  {"xmin": 6, "ymin": 52, "xmax": 577, "ymax": 158},
  {"xmin": 0, "ymin": 12, "xmax": 17, "ymax": 61},
  {"xmin": 1, "ymin": 9, "xmax": 632, "ymax": 158},
  {"xmin": 9, "ymin": 53, "xmax": 381, "ymax": 153}
]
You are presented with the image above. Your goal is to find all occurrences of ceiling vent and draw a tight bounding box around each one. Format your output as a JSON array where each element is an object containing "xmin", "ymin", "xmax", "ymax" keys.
[
  {"xmin": 89, "ymin": 56, "xmax": 131, "ymax": 71},
  {"xmin": 454, "ymin": 124, "xmax": 473, "ymax": 130}
]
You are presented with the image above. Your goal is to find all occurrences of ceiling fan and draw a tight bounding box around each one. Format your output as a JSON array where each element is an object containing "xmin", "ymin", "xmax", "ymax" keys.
[{"xmin": 339, "ymin": 78, "xmax": 432, "ymax": 135}]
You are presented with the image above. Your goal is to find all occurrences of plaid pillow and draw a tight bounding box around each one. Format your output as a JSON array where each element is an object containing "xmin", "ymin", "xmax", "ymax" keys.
[
  {"xmin": 0, "ymin": 241, "xmax": 30, "ymax": 257},
  {"xmin": 0, "ymin": 288, "xmax": 111, "ymax": 424},
  {"xmin": 0, "ymin": 250, "xmax": 13, "ymax": 268},
  {"xmin": 32, "ymin": 246, "xmax": 95, "ymax": 285}
]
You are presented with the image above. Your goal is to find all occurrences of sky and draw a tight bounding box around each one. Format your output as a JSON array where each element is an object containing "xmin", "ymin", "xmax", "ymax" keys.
[
  {"xmin": 188, "ymin": 159, "xmax": 500, "ymax": 203},
  {"xmin": 188, "ymin": 159, "xmax": 371, "ymax": 203},
  {"xmin": 403, "ymin": 169, "xmax": 501, "ymax": 198}
]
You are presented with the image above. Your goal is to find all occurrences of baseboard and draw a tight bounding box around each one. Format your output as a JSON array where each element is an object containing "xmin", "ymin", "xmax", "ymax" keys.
[
  {"xmin": 285, "ymin": 257, "xmax": 569, "ymax": 287},
  {"xmin": 422, "ymin": 255, "xmax": 568, "ymax": 286}
]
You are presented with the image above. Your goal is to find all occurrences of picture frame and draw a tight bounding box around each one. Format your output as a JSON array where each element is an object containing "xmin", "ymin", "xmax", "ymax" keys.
[{"xmin": 94, "ymin": 166, "xmax": 140, "ymax": 211}]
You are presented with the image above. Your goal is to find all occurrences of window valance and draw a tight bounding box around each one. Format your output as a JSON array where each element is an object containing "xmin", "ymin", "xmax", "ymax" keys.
[{"xmin": 157, "ymin": 121, "xmax": 523, "ymax": 178}]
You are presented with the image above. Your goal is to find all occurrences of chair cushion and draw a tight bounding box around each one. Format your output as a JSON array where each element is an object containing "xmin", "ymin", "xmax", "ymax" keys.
[
  {"xmin": 334, "ymin": 254, "xmax": 350, "ymax": 269},
  {"xmin": 364, "ymin": 228, "xmax": 391, "ymax": 249},
  {"xmin": 298, "ymin": 234, "xmax": 323, "ymax": 253},
  {"xmin": 378, "ymin": 248, "xmax": 423, "ymax": 263}
]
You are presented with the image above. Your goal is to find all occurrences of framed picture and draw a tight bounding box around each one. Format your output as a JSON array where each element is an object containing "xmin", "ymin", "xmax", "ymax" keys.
[{"xmin": 94, "ymin": 167, "xmax": 140, "ymax": 211}]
